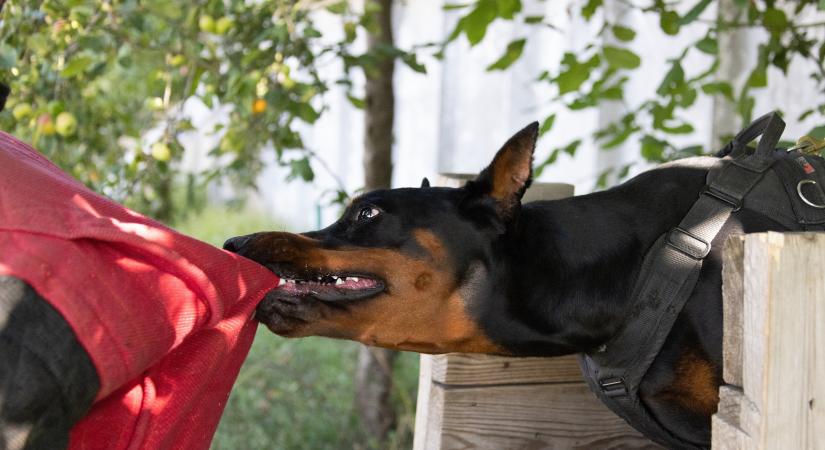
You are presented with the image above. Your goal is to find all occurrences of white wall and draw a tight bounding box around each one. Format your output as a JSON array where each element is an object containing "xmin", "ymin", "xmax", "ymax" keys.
[{"xmin": 185, "ymin": 0, "xmax": 825, "ymax": 232}]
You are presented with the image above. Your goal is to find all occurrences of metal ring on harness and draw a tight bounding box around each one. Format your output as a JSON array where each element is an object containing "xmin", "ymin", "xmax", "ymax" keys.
[{"xmin": 797, "ymin": 180, "xmax": 825, "ymax": 209}]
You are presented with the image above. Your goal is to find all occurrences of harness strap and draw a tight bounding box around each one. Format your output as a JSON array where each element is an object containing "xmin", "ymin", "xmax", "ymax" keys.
[{"xmin": 580, "ymin": 112, "xmax": 786, "ymax": 449}]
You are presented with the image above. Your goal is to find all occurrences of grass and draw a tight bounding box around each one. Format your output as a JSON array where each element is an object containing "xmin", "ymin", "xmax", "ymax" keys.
[{"xmin": 173, "ymin": 206, "xmax": 419, "ymax": 450}]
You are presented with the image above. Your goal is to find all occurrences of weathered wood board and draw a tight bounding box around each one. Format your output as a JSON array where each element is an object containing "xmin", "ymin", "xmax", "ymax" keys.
[
  {"xmin": 415, "ymin": 355, "xmax": 658, "ymax": 450},
  {"xmin": 712, "ymin": 233, "xmax": 825, "ymax": 450}
]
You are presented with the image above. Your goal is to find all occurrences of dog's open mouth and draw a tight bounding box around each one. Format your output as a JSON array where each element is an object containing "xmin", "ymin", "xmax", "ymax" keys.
[{"xmin": 271, "ymin": 269, "xmax": 385, "ymax": 301}]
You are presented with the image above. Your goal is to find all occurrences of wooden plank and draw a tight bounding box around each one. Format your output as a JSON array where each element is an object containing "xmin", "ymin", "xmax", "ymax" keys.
[
  {"xmin": 712, "ymin": 232, "xmax": 825, "ymax": 449},
  {"xmin": 721, "ymin": 236, "xmax": 745, "ymax": 387},
  {"xmin": 430, "ymin": 354, "xmax": 583, "ymax": 386},
  {"xmin": 757, "ymin": 233, "xmax": 824, "ymax": 449},
  {"xmin": 413, "ymin": 354, "xmax": 440, "ymax": 450},
  {"xmin": 437, "ymin": 383, "xmax": 659, "ymax": 449}
]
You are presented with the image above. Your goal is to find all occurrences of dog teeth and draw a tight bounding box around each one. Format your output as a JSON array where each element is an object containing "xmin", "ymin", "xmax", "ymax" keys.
[{"xmin": 275, "ymin": 275, "xmax": 365, "ymax": 286}]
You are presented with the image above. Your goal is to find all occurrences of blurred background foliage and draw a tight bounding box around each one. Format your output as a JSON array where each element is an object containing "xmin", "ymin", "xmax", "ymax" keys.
[
  {"xmin": 0, "ymin": 0, "xmax": 422, "ymax": 222},
  {"xmin": 2, "ymin": 0, "xmax": 825, "ymax": 448},
  {"xmin": 442, "ymin": 0, "xmax": 825, "ymax": 185},
  {"xmin": 1, "ymin": 1, "xmax": 823, "ymax": 222}
]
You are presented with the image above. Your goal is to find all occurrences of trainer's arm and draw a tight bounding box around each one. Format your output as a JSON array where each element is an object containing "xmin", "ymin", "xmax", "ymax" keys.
[{"xmin": 0, "ymin": 276, "xmax": 99, "ymax": 450}]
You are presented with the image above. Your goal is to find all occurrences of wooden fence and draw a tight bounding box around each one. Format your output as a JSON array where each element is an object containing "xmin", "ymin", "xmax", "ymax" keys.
[{"xmin": 412, "ymin": 173, "xmax": 824, "ymax": 449}]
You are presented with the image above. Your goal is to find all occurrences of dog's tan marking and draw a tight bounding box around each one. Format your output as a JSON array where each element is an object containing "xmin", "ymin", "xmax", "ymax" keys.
[
  {"xmin": 659, "ymin": 349, "xmax": 719, "ymax": 417},
  {"xmin": 247, "ymin": 230, "xmax": 503, "ymax": 354},
  {"xmin": 414, "ymin": 273, "xmax": 432, "ymax": 291}
]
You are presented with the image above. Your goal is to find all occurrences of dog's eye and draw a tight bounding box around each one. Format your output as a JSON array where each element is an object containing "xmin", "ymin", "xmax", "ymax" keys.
[{"xmin": 356, "ymin": 206, "xmax": 380, "ymax": 222}]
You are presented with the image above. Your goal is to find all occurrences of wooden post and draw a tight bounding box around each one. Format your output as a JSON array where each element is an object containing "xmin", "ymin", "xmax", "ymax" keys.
[
  {"xmin": 712, "ymin": 233, "xmax": 825, "ymax": 450},
  {"xmin": 413, "ymin": 175, "xmax": 656, "ymax": 450}
]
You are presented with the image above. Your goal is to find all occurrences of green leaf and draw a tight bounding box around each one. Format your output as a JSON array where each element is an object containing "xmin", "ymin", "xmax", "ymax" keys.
[
  {"xmin": 0, "ymin": 44, "xmax": 17, "ymax": 69},
  {"xmin": 61, "ymin": 56, "xmax": 94, "ymax": 77},
  {"xmin": 738, "ymin": 94, "xmax": 755, "ymax": 123},
  {"xmin": 539, "ymin": 114, "xmax": 556, "ymax": 136},
  {"xmin": 611, "ymin": 25, "xmax": 636, "ymax": 42},
  {"xmin": 144, "ymin": 0, "xmax": 182, "ymax": 19},
  {"xmin": 680, "ymin": 0, "xmax": 712, "ymax": 25},
  {"xmin": 343, "ymin": 21, "xmax": 357, "ymax": 43},
  {"xmin": 524, "ymin": 15, "xmax": 544, "ymax": 24},
  {"xmin": 402, "ymin": 53, "xmax": 427, "ymax": 74},
  {"xmin": 641, "ymin": 135, "xmax": 666, "ymax": 161},
  {"xmin": 660, "ymin": 122, "xmax": 694, "ymax": 134},
  {"xmin": 762, "ymin": 8, "xmax": 788, "ymax": 34},
  {"xmin": 660, "ymin": 11, "xmax": 681, "ymax": 35},
  {"xmin": 700, "ymin": 82, "xmax": 731, "ymax": 102},
  {"xmin": 288, "ymin": 158, "xmax": 314, "ymax": 182},
  {"xmin": 495, "ymin": 0, "xmax": 522, "ymax": 20},
  {"xmin": 443, "ymin": 3, "xmax": 471, "ymax": 10},
  {"xmin": 819, "ymin": 0, "xmax": 825, "ymax": 10},
  {"xmin": 617, "ymin": 163, "xmax": 634, "ymax": 180},
  {"xmin": 696, "ymin": 36, "xmax": 718, "ymax": 55},
  {"xmin": 581, "ymin": 0, "xmax": 603, "ymax": 21},
  {"xmin": 596, "ymin": 168, "xmax": 613, "ymax": 188},
  {"xmin": 296, "ymin": 103, "xmax": 320, "ymax": 123},
  {"xmin": 657, "ymin": 61, "xmax": 684, "ymax": 96},
  {"xmin": 701, "ymin": 81, "xmax": 734, "ymax": 101},
  {"xmin": 603, "ymin": 46, "xmax": 641, "ymax": 70},
  {"xmin": 807, "ymin": 125, "xmax": 825, "ymax": 140},
  {"xmin": 486, "ymin": 39, "xmax": 526, "ymax": 71},
  {"xmin": 453, "ymin": 0, "xmax": 498, "ymax": 45},
  {"xmin": 562, "ymin": 139, "xmax": 581, "ymax": 156},
  {"xmin": 798, "ymin": 109, "xmax": 815, "ymax": 121},
  {"xmin": 555, "ymin": 53, "xmax": 599, "ymax": 94},
  {"xmin": 747, "ymin": 66, "xmax": 767, "ymax": 88},
  {"xmin": 597, "ymin": 114, "xmax": 639, "ymax": 148},
  {"xmin": 346, "ymin": 94, "xmax": 365, "ymax": 109},
  {"xmin": 326, "ymin": 1, "xmax": 348, "ymax": 14},
  {"xmin": 534, "ymin": 148, "xmax": 560, "ymax": 177}
]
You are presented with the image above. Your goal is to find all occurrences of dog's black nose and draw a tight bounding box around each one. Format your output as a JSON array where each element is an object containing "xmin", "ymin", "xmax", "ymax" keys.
[{"xmin": 223, "ymin": 235, "xmax": 252, "ymax": 252}]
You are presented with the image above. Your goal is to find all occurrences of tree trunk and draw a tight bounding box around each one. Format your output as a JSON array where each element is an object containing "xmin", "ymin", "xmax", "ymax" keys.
[
  {"xmin": 363, "ymin": 0, "xmax": 394, "ymax": 191},
  {"xmin": 356, "ymin": 0, "xmax": 398, "ymax": 444}
]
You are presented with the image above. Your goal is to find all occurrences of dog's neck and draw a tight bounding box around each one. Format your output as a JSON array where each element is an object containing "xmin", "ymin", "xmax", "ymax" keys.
[{"xmin": 474, "ymin": 163, "xmax": 712, "ymax": 357}]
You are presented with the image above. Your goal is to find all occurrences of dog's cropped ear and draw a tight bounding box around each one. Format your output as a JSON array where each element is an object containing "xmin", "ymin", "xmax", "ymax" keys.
[
  {"xmin": 420, "ymin": 177, "xmax": 431, "ymax": 188},
  {"xmin": 466, "ymin": 122, "xmax": 538, "ymax": 218}
]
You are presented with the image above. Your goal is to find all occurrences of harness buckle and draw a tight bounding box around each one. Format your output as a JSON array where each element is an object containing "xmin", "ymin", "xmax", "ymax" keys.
[
  {"xmin": 667, "ymin": 227, "xmax": 711, "ymax": 260},
  {"xmin": 702, "ymin": 186, "xmax": 742, "ymax": 211},
  {"xmin": 599, "ymin": 377, "xmax": 628, "ymax": 398}
]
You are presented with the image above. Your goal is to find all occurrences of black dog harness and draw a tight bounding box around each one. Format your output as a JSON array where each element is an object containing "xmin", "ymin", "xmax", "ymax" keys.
[{"xmin": 580, "ymin": 112, "xmax": 825, "ymax": 449}]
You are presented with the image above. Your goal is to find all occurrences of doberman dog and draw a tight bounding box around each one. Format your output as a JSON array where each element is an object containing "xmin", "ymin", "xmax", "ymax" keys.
[{"xmin": 224, "ymin": 122, "xmax": 796, "ymax": 448}]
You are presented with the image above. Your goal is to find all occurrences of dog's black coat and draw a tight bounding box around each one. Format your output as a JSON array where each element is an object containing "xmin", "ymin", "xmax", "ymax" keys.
[{"xmin": 228, "ymin": 124, "xmax": 803, "ymax": 447}]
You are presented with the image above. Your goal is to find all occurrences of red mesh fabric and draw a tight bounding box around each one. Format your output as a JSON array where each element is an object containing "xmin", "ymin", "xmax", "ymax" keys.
[{"xmin": 0, "ymin": 132, "xmax": 279, "ymax": 449}]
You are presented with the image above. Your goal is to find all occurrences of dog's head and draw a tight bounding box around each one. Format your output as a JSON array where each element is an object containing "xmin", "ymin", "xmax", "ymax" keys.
[{"xmin": 225, "ymin": 123, "xmax": 538, "ymax": 354}]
